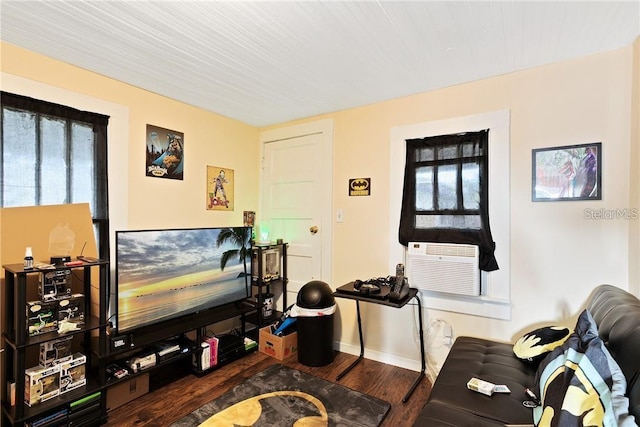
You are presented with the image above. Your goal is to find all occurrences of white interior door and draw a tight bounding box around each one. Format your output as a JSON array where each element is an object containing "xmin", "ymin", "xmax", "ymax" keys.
[{"xmin": 260, "ymin": 119, "xmax": 333, "ymax": 308}]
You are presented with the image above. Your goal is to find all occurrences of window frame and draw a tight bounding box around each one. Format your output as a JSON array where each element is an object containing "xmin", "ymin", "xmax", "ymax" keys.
[
  {"xmin": 0, "ymin": 91, "xmax": 110, "ymax": 259},
  {"xmin": 389, "ymin": 110, "xmax": 511, "ymax": 320}
]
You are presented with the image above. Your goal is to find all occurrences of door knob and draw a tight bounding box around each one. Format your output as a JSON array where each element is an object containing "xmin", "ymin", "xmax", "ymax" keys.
[{"xmin": 310, "ymin": 225, "xmax": 319, "ymax": 234}]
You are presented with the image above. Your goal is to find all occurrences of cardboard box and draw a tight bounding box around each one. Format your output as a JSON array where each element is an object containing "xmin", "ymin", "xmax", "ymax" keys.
[
  {"xmin": 466, "ymin": 377, "xmax": 511, "ymax": 396},
  {"xmin": 57, "ymin": 293, "xmax": 85, "ymax": 333},
  {"xmin": 39, "ymin": 335, "xmax": 74, "ymax": 367},
  {"xmin": 7, "ymin": 382, "xmax": 15, "ymax": 406},
  {"xmin": 59, "ymin": 353, "xmax": 87, "ymax": 394},
  {"xmin": 259, "ymin": 326, "xmax": 297, "ymax": 360},
  {"xmin": 106, "ymin": 373, "xmax": 149, "ymax": 411},
  {"xmin": 25, "ymin": 364, "xmax": 60, "ymax": 407},
  {"xmin": 26, "ymin": 300, "xmax": 58, "ymax": 336}
]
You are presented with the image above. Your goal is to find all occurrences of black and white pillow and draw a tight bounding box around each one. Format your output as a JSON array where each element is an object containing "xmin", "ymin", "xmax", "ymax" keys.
[{"xmin": 513, "ymin": 325, "xmax": 572, "ymax": 363}]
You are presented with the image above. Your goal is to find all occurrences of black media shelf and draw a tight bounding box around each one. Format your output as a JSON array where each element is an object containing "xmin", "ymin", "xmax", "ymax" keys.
[
  {"xmin": 247, "ymin": 243, "xmax": 288, "ymax": 328},
  {"xmin": 2, "ymin": 375, "xmax": 103, "ymax": 426},
  {"xmin": 105, "ymin": 344, "xmax": 195, "ymax": 388},
  {"xmin": 2, "ymin": 260, "xmax": 110, "ymax": 427},
  {"xmin": 3, "ymin": 315, "xmax": 104, "ymax": 350},
  {"xmin": 192, "ymin": 345, "xmax": 258, "ymax": 377},
  {"xmin": 245, "ymin": 310, "xmax": 283, "ymax": 327},
  {"xmin": 108, "ymin": 300, "xmax": 255, "ymax": 357}
]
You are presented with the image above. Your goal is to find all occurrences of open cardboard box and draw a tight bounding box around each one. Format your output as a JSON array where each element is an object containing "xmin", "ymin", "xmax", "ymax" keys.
[{"xmin": 259, "ymin": 326, "xmax": 297, "ymax": 360}]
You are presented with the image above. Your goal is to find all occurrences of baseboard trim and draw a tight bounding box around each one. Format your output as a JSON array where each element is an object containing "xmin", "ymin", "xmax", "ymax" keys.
[{"xmin": 333, "ymin": 341, "xmax": 423, "ymax": 373}]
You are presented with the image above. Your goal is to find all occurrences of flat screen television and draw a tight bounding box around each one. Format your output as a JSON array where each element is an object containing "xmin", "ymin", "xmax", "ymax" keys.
[{"xmin": 115, "ymin": 226, "xmax": 252, "ymax": 333}]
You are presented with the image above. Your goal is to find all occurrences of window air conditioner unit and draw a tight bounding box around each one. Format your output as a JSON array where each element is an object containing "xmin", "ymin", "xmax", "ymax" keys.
[{"xmin": 406, "ymin": 242, "xmax": 480, "ymax": 296}]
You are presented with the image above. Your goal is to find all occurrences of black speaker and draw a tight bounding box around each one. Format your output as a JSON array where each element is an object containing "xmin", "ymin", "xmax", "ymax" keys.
[{"xmin": 50, "ymin": 255, "xmax": 71, "ymax": 265}]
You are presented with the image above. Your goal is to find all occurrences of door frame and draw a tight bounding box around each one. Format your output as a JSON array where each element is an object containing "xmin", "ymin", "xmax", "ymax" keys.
[{"xmin": 259, "ymin": 118, "xmax": 334, "ymax": 284}]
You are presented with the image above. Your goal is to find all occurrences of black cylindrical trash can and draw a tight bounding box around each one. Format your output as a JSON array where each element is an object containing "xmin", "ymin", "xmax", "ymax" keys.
[{"xmin": 296, "ymin": 280, "xmax": 335, "ymax": 367}]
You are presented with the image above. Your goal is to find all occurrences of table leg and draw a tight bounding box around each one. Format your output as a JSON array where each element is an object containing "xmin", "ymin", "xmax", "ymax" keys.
[
  {"xmin": 336, "ymin": 299, "xmax": 364, "ymax": 381},
  {"xmin": 402, "ymin": 295, "xmax": 426, "ymax": 403}
]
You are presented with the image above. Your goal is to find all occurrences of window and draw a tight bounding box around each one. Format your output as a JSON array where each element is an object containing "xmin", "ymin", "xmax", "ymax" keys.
[
  {"xmin": 1, "ymin": 92, "xmax": 110, "ymax": 258},
  {"xmin": 390, "ymin": 111, "xmax": 510, "ymax": 319},
  {"xmin": 399, "ymin": 129, "xmax": 498, "ymax": 271}
]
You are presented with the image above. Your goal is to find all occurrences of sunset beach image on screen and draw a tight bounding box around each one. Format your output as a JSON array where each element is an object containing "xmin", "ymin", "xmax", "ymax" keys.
[{"xmin": 115, "ymin": 227, "xmax": 251, "ymax": 332}]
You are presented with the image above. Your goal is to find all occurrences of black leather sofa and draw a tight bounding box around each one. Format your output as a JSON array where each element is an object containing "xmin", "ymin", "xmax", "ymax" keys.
[{"xmin": 413, "ymin": 285, "xmax": 640, "ymax": 426}]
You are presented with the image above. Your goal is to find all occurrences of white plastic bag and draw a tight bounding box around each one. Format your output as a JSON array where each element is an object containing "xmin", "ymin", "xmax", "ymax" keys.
[
  {"xmin": 425, "ymin": 319, "xmax": 454, "ymax": 383},
  {"xmin": 290, "ymin": 304, "xmax": 336, "ymax": 317}
]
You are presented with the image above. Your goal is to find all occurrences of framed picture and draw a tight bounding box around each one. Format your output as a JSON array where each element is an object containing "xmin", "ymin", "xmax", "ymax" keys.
[
  {"xmin": 532, "ymin": 142, "xmax": 601, "ymax": 202},
  {"xmin": 243, "ymin": 211, "xmax": 255, "ymax": 227},
  {"xmin": 207, "ymin": 166, "xmax": 234, "ymax": 210},
  {"xmin": 146, "ymin": 124, "xmax": 184, "ymax": 180}
]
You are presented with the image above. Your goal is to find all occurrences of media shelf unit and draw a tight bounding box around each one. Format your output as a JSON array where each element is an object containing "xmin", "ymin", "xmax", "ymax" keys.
[
  {"xmin": 247, "ymin": 243, "xmax": 288, "ymax": 329},
  {"xmin": 106, "ymin": 300, "xmax": 257, "ymax": 379},
  {"xmin": 1, "ymin": 260, "xmax": 110, "ymax": 427},
  {"xmin": 2, "ymin": 255, "xmax": 262, "ymax": 423}
]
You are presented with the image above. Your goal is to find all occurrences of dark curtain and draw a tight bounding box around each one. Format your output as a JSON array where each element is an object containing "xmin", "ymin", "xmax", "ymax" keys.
[
  {"xmin": 399, "ymin": 130, "xmax": 498, "ymax": 271},
  {"xmin": 1, "ymin": 92, "xmax": 110, "ymax": 126}
]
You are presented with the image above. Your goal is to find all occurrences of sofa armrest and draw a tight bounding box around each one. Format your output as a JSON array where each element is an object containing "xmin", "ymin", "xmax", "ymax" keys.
[{"xmin": 587, "ymin": 284, "xmax": 640, "ymax": 421}]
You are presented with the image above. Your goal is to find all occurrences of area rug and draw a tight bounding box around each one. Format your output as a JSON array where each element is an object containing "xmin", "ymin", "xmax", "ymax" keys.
[{"xmin": 171, "ymin": 364, "xmax": 391, "ymax": 427}]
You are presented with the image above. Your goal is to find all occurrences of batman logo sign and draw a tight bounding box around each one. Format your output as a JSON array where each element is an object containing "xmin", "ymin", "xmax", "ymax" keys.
[{"xmin": 350, "ymin": 178, "xmax": 370, "ymax": 191}]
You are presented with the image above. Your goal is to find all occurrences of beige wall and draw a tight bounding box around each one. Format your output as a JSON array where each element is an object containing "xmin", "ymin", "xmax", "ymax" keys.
[
  {"xmin": 1, "ymin": 42, "xmax": 261, "ymax": 359},
  {"xmin": 2, "ymin": 39, "xmax": 638, "ymax": 371},
  {"xmin": 263, "ymin": 45, "xmax": 638, "ymax": 367},
  {"xmin": 0, "ymin": 42, "xmax": 260, "ymax": 234}
]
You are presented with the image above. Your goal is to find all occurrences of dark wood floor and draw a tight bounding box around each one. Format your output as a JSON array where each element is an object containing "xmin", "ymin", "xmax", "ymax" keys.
[{"xmin": 105, "ymin": 350, "xmax": 431, "ymax": 426}]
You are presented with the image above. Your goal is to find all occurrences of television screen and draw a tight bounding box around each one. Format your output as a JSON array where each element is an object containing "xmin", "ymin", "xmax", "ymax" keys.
[{"xmin": 115, "ymin": 226, "xmax": 252, "ymax": 333}]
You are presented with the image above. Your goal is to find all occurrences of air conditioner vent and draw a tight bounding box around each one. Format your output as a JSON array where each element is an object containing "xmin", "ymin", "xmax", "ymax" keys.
[
  {"xmin": 424, "ymin": 243, "xmax": 478, "ymax": 258},
  {"xmin": 407, "ymin": 242, "xmax": 480, "ymax": 296}
]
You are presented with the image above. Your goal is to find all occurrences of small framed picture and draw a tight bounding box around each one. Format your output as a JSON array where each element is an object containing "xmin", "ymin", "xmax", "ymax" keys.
[
  {"xmin": 207, "ymin": 166, "xmax": 234, "ymax": 210},
  {"xmin": 252, "ymin": 247, "xmax": 281, "ymax": 282},
  {"xmin": 243, "ymin": 211, "xmax": 255, "ymax": 227},
  {"xmin": 146, "ymin": 124, "xmax": 184, "ymax": 180},
  {"xmin": 532, "ymin": 142, "xmax": 601, "ymax": 202}
]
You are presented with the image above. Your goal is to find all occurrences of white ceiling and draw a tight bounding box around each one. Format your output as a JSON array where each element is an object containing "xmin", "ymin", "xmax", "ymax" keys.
[{"xmin": 1, "ymin": 1, "xmax": 639, "ymax": 127}]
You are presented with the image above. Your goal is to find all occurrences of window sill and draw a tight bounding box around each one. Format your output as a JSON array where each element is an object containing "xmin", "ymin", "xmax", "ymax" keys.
[{"xmin": 418, "ymin": 290, "xmax": 511, "ymax": 320}]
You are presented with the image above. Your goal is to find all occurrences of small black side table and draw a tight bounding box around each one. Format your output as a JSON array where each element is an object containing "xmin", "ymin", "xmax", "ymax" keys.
[{"xmin": 333, "ymin": 284, "xmax": 426, "ymax": 403}]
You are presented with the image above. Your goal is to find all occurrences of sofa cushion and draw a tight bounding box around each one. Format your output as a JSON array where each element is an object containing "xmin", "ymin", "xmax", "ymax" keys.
[
  {"xmin": 413, "ymin": 401, "xmax": 521, "ymax": 427},
  {"xmin": 424, "ymin": 336, "xmax": 537, "ymax": 425},
  {"xmin": 513, "ymin": 325, "xmax": 572, "ymax": 363},
  {"xmin": 534, "ymin": 309, "xmax": 636, "ymax": 426}
]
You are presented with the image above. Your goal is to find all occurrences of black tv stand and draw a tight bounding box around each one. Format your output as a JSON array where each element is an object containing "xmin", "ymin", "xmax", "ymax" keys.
[
  {"xmin": 102, "ymin": 300, "xmax": 258, "ymax": 412},
  {"xmin": 109, "ymin": 301, "xmax": 255, "ymax": 356},
  {"xmin": 235, "ymin": 300, "xmax": 251, "ymax": 309}
]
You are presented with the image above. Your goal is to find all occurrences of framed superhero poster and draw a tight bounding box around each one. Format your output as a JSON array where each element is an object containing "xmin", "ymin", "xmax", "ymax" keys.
[
  {"xmin": 146, "ymin": 124, "xmax": 184, "ymax": 180},
  {"xmin": 207, "ymin": 166, "xmax": 234, "ymax": 210}
]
